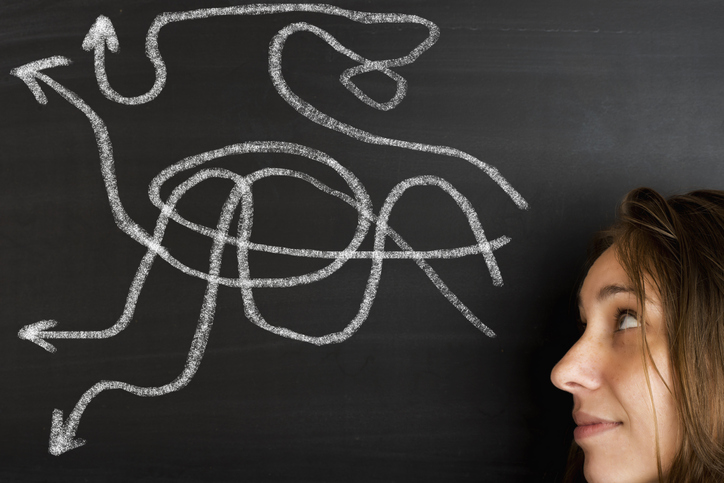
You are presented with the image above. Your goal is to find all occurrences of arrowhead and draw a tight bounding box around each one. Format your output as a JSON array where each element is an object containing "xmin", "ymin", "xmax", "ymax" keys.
[
  {"xmin": 49, "ymin": 409, "xmax": 86, "ymax": 456},
  {"xmin": 10, "ymin": 56, "xmax": 72, "ymax": 104},
  {"xmin": 18, "ymin": 319, "xmax": 58, "ymax": 353},
  {"xmin": 82, "ymin": 15, "xmax": 119, "ymax": 53}
]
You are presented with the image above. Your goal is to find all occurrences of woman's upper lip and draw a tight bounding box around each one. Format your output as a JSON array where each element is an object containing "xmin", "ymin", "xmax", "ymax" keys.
[{"xmin": 573, "ymin": 411, "xmax": 620, "ymax": 426}]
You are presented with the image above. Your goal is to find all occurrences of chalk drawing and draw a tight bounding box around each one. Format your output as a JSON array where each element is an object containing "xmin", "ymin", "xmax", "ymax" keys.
[
  {"xmin": 14, "ymin": 4, "xmax": 528, "ymax": 455},
  {"xmin": 82, "ymin": 4, "xmax": 527, "ymax": 208},
  {"xmin": 82, "ymin": 5, "xmax": 437, "ymax": 106}
]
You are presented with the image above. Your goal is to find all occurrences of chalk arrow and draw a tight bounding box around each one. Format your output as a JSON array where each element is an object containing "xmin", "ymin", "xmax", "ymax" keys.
[
  {"xmin": 12, "ymin": 57, "xmax": 164, "ymax": 350},
  {"xmin": 49, "ymin": 409, "xmax": 86, "ymax": 456},
  {"xmin": 41, "ymin": 183, "xmax": 237, "ymax": 455},
  {"xmin": 82, "ymin": 13, "xmax": 159, "ymax": 105},
  {"xmin": 10, "ymin": 56, "xmax": 72, "ymax": 105},
  {"xmin": 16, "ymin": 252, "xmax": 158, "ymax": 353},
  {"xmin": 82, "ymin": 15, "xmax": 119, "ymax": 53},
  {"xmin": 17, "ymin": 320, "xmax": 59, "ymax": 353}
]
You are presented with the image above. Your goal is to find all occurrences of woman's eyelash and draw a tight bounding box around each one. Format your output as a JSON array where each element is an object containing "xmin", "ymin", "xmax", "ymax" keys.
[{"xmin": 615, "ymin": 308, "xmax": 639, "ymax": 331}]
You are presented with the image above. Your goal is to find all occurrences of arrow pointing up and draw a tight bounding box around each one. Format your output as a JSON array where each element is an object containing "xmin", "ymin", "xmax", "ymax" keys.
[
  {"xmin": 82, "ymin": 15, "xmax": 119, "ymax": 53},
  {"xmin": 10, "ymin": 56, "xmax": 72, "ymax": 104}
]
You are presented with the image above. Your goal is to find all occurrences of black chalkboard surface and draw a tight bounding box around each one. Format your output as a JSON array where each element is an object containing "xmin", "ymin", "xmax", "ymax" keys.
[{"xmin": 2, "ymin": 0, "xmax": 723, "ymax": 481}]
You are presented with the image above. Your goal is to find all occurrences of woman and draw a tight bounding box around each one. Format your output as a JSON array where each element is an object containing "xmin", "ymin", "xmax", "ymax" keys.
[{"xmin": 550, "ymin": 187, "xmax": 724, "ymax": 482}]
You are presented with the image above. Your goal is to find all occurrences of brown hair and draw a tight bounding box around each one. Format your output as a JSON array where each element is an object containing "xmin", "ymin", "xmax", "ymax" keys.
[{"xmin": 564, "ymin": 187, "xmax": 724, "ymax": 482}]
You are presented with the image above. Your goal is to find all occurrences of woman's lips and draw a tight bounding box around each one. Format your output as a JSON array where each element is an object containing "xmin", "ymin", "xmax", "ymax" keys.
[
  {"xmin": 573, "ymin": 412, "xmax": 622, "ymax": 440},
  {"xmin": 574, "ymin": 420, "xmax": 622, "ymax": 440}
]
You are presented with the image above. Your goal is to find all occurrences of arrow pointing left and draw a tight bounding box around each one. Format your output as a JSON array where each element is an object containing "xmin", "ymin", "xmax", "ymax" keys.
[
  {"xmin": 10, "ymin": 56, "xmax": 73, "ymax": 104},
  {"xmin": 17, "ymin": 320, "xmax": 60, "ymax": 353},
  {"xmin": 11, "ymin": 56, "xmax": 159, "ymax": 352}
]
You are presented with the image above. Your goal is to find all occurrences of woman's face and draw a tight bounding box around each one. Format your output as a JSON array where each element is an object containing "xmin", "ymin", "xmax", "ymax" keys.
[{"xmin": 550, "ymin": 247, "xmax": 679, "ymax": 483}]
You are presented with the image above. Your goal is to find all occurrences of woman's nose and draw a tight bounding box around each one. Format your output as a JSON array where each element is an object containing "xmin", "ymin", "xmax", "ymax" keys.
[{"xmin": 550, "ymin": 333, "xmax": 603, "ymax": 393}]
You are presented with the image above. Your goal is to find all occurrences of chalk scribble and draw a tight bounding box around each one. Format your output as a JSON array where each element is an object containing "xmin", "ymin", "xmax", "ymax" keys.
[{"xmin": 13, "ymin": 3, "xmax": 528, "ymax": 456}]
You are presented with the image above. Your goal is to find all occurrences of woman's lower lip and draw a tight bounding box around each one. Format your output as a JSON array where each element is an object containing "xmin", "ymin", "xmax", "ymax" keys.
[{"xmin": 574, "ymin": 422, "xmax": 622, "ymax": 440}]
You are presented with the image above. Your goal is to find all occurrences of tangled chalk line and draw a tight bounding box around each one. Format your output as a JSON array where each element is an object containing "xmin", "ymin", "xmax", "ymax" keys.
[{"xmin": 13, "ymin": 4, "xmax": 528, "ymax": 455}]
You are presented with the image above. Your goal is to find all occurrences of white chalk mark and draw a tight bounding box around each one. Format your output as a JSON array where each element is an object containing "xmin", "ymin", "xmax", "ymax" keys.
[
  {"xmin": 49, "ymin": 153, "xmax": 509, "ymax": 452},
  {"xmin": 238, "ymin": 171, "xmax": 502, "ymax": 343},
  {"xmin": 83, "ymin": 4, "xmax": 436, "ymax": 106},
  {"xmin": 149, "ymin": 157, "xmax": 507, "ymax": 339},
  {"xmin": 18, "ymin": 250, "xmax": 156, "ymax": 352},
  {"xmin": 268, "ymin": 21, "xmax": 529, "ymax": 210},
  {"xmin": 82, "ymin": 15, "xmax": 119, "ymax": 54},
  {"xmin": 81, "ymin": 4, "xmax": 527, "ymax": 209},
  {"xmin": 10, "ymin": 56, "xmax": 72, "ymax": 105},
  {"xmin": 12, "ymin": 56, "xmax": 508, "ymax": 362},
  {"xmin": 149, "ymin": 167, "xmax": 510, "ymax": 260},
  {"xmin": 49, "ymin": 183, "xmax": 244, "ymax": 456},
  {"xmin": 15, "ymin": 3, "xmax": 531, "ymax": 455},
  {"xmin": 17, "ymin": 319, "xmax": 60, "ymax": 353}
]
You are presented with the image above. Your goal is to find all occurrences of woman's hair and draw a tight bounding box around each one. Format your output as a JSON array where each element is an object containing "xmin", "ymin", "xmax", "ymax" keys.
[{"xmin": 564, "ymin": 187, "xmax": 724, "ymax": 482}]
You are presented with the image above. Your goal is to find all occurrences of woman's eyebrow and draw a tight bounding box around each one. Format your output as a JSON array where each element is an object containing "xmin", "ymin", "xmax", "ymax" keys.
[
  {"xmin": 596, "ymin": 284, "xmax": 635, "ymax": 302},
  {"xmin": 577, "ymin": 284, "xmax": 635, "ymax": 309}
]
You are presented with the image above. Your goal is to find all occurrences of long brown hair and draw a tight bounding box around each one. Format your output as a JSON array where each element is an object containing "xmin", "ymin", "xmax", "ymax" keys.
[{"xmin": 564, "ymin": 187, "xmax": 724, "ymax": 482}]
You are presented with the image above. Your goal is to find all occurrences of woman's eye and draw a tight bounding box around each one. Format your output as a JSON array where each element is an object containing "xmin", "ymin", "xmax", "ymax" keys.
[{"xmin": 617, "ymin": 312, "xmax": 639, "ymax": 330}]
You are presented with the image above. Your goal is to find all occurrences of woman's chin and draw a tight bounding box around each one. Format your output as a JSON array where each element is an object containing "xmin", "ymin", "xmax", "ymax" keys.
[{"xmin": 582, "ymin": 454, "xmax": 659, "ymax": 483}]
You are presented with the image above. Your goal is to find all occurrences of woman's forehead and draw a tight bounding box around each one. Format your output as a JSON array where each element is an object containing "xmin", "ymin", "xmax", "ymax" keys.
[
  {"xmin": 578, "ymin": 248, "xmax": 632, "ymax": 306},
  {"xmin": 578, "ymin": 247, "xmax": 662, "ymax": 316}
]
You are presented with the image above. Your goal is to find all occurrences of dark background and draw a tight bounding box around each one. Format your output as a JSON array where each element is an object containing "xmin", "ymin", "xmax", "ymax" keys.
[{"xmin": 2, "ymin": 0, "xmax": 723, "ymax": 481}]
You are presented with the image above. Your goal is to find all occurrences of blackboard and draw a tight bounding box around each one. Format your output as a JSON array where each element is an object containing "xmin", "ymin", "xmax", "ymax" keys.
[{"xmin": 2, "ymin": 1, "xmax": 723, "ymax": 481}]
